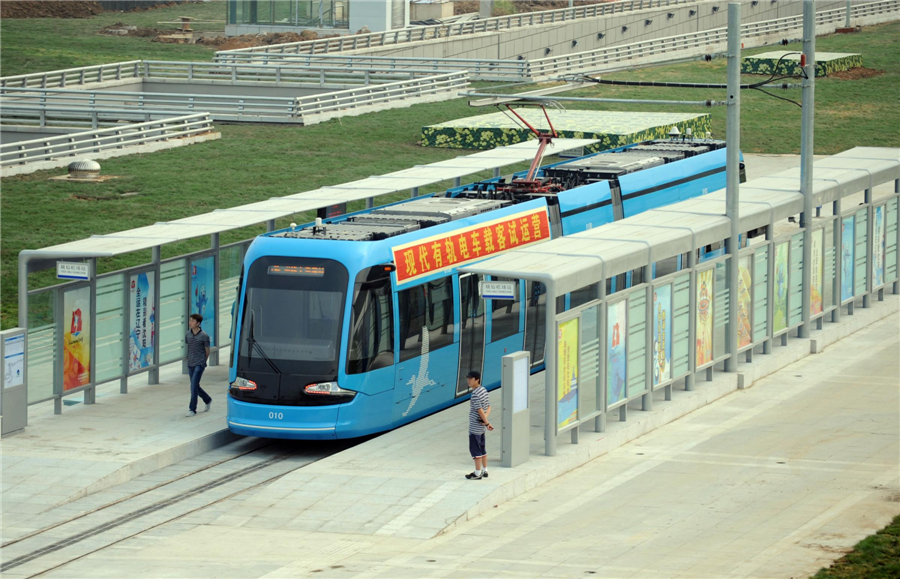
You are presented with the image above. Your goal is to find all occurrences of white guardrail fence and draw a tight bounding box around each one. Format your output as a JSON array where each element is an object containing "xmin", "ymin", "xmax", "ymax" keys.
[
  {"xmin": 0, "ymin": 63, "xmax": 470, "ymax": 125},
  {"xmin": 214, "ymin": 0, "xmax": 900, "ymax": 81},
  {"xmin": 0, "ymin": 113, "xmax": 218, "ymax": 177},
  {"xmin": 222, "ymin": 0, "xmax": 694, "ymax": 56}
]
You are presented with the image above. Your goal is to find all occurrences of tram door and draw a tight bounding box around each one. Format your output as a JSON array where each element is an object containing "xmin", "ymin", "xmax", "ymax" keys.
[{"xmin": 456, "ymin": 274, "xmax": 485, "ymax": 397}]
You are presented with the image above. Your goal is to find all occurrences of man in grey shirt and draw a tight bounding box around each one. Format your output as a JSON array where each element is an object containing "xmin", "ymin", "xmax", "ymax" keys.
[{"xmin": 185, "ymin": 313, "xmax": 212, "ymax": 417}]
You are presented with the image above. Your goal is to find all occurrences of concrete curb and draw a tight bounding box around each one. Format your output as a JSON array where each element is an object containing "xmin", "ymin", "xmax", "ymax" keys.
[
  {"xmin": 448, "ymin": 295, "xmax": 899, "ymax": 536},
  {"xmin": 65, "ymin": 427, "xmax": 239, "ymax": 505}
]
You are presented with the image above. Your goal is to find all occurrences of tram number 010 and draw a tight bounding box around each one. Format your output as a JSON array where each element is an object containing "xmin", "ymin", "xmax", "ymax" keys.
[{"xmin": 268, "ymin": 412, "xmax": 284, "ymax": 420}]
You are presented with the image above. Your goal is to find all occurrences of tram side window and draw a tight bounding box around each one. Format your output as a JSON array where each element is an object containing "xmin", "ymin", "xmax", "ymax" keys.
[
  {"xmin": 490, "ymin": 277, "xmax": 520, "ymax": 342},
  {"xmin": 398, "ymin": 277, "xmax": 455, "ymax": 362},
  {"xmin": 347, "ymin": 268, "xmax": 395, "ymax": 374}
]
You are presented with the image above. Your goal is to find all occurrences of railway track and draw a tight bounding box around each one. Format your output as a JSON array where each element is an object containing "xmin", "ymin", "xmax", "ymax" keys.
[{"xmin": 1, "ymin": 439, "xmax": 353, "ymax": 578}]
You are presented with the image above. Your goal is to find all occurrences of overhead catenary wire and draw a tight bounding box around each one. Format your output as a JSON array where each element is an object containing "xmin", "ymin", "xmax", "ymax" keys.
[{"xmin": 566, "ymin": 51, "xmax": 806, "ymax": 107}]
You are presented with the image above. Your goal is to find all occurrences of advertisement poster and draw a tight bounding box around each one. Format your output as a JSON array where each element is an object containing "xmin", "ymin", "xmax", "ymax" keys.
[
  {"xmin": 873, "ymin": 206, "xmax": 885, "ymax": 288},
  {"xmin": 191, "ymin": 256, "xmax": 216, "ymax": 346},
  {"xmin": 4, "ymin": 335, "xmax": 25, "ymax": 388},
  {"xmin": 129, "ymin": 272, "xmax": 156, "ymax": 371},
  {"xmin": 841, "ymin": 216, "xmax": 855, "ymax": 302},
  {"xmin": 652, "ymin": 285, "xmax": 671, "ymax": 386},
  {"xmin": 607, "ymin": 301, "xmax": 627, "ymax": 406},
  {"xmin": 773, "ymin": 243, "xmax": 789, "ymax": 333},
  {"xmin": 696, "ymin": 269, "xmax": 713, "ymax": 366},
  {"xmin": 810, "ymin": 229, "xmax": 824, "ymax": 315},
  {"xmin": 737, "ymin": 257, "xmax": 753, "ymax": 348},
  {"xmin": 557, "ymin": 318, "xmax": 578, "ymax": 430},
  {"xmin": 63, "ymin": 287, "xmax": 91, "ymax": 390}
]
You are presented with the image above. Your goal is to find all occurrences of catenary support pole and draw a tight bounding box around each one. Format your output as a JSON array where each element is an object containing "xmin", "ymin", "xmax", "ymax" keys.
[
  {"xmin": 725, "ymin": 2, "xmax": 741, "ymax": 372},
  {"xmin": 799, "ymin": 0, "xmax": 815, "ymax": 339}
]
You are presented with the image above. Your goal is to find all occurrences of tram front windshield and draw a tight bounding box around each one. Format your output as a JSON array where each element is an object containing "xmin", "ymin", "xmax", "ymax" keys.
[{"xmin": 238, "ymin": 256, "xmax": 348, "ymax": 377}]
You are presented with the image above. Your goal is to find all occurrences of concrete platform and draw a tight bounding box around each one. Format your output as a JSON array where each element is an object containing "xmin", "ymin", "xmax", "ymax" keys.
[
  {"xmin": 228, "ymin": 293, "xmax": 899, "ymax": 540},
  {"xmin": 421, "ymin": 110, "xmax": 711, "ymax": 152}
]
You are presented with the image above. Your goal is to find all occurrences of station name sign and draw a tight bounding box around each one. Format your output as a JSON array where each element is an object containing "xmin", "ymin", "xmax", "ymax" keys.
[
  {"xmin": 392, "ymin": 208, "xmax": 550, "ymax": 285},
  {"xmin": 56, "ymin": 261, "xmax": 90, "ymax": 281}
]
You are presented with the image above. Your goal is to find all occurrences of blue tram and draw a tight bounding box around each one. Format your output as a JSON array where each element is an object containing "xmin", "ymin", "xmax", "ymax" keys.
[{"xmin": 226, "ymin": 139, "xmax": 742, "ymax": 439}]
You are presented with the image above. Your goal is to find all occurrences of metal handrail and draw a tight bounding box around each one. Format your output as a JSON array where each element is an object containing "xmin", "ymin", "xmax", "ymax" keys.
[
  {"xmin": 222, "ymin": 0, "xmax": 692, "ymax": 56},
  {"xmin": 527, "ymin": 1, "xmax": 900, "ymax": 77},
  {"xmin": 1, "ymin": 113, "xmax": 215, "ymax": 167},
  {"xmin": 0, "ymin": 61, "xmax": 142, "ymax": 89},
  {"xmin": 214, "ymin": 0, "xmax": 900, "ymax": 81},
  {"xmin": 1, "ymin": 71, "xmax": 468, "ymax": 124}
]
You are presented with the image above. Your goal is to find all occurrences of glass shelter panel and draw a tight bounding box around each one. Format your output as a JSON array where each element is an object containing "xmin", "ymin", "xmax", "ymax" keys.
[
  {"xmin": 579, "ymin": 305, "xmax": 600, "ymax": 414},
  {"xmin": 606, "ymin": 299, "xmax": 627, "ymax": 407},
  {"xmin": 713, "ymin": 260, "xmax": 729, "ymax": 359},
  {"xmin": 841, "ymin": 216, "xmax": 855, "ymax": 302},
  {"xmin": 810, "ymin": 229, "xmax": 824, "ymax": 316},
  {"xmin": 159, "ymin": 260, "xmax": 187, "ymax": 364},
  {"xmin": 789, "ymin": 233, "xmax": 803, "ymax": 327},
  {"xmin": 27, "ymin": 289, "xmax": 57, "ymax": 404},
  {"xmin": 524, "ymin": 281, "xmax": 547, "ymax": 367},
  {"xmin": 854, "ymin": 208, "xmax": 868, "ymax": 298},
  {"xmin": 652, "ymin": 284, "xmax": 673, "ymax": 385},
  {"xmin": 824, "ymin": 221, "xmax": 835, "ymax": 309},
  {"xmin": 696, "ymin": 268, "xmax": 714, "ymax": 366},
  {"xmin": 626, "ymin": 290, "xmax": 646, "ymax": 397},
  {"xmin": 886, "ymin": 198, "xmax": 898, "ymax": 283},
  {"xmin": 773, "ymin": 242, "xmax": 789, "ymax": 333},
  {"xmin": 753, "ymin": 246, "xmax": 768, "ymax": 343},
  {"xmin": 670, "ymin": 273, "xmax": 690, "ymax": 378},
  {"xmin": 95, "ymin": 274, "xmax": 125, "ymax": 383},
  {"xmin": 736, "ymin": 256, "xmax": 752, "ymax": 349},
  {"xmin": 219, "ymin": 245, "xmax": 243, "ymax": 349}
]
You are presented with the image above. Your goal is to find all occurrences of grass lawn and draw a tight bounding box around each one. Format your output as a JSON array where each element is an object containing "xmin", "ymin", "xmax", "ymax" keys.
[
  {"xmin": 1, "ymin": 16, "xmax": 899, "ymax": 329},
  {"xmin": 812, "ymin": 515, "xmax": 900, "ymax": 579}
]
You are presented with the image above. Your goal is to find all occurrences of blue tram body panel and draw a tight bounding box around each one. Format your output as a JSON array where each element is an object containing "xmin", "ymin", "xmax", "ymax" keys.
[
  {"xmin": 557, "ymin": 180, "xmax": 614, "ymax": 235},
  {"xmin": 226, "ymin": 139, "xmax": 735, "ymax": 440}
]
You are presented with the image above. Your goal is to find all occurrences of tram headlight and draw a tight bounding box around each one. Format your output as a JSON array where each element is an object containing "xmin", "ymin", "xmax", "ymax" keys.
[
  {"xmin": 304, "ymin": 381, "xmax": 355, "ymax": 397},
  {"xmin": 231, "ymin": 377, "xmax": 257, "ymax": 390}
]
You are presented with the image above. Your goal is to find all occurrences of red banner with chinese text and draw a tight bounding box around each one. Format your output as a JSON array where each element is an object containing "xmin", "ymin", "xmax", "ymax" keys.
[{"xmin": 392, "ymin": 208, "xmax": 551, "ymax": 285}]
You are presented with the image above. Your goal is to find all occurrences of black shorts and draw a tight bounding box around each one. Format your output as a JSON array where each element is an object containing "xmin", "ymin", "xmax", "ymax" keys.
[{"xmin": 469, "ymin": 432, "xmax": 486, "ymax": 458}]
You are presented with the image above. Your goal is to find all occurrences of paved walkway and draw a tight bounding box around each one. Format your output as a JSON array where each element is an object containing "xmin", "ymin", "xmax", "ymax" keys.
[
  {"xmin": 32, "ymin": 295, "xmax": 899, "ymax": 578},
  {"xmin": 1, "ymin": 354, "xmax": 236, "ymax": 541}
]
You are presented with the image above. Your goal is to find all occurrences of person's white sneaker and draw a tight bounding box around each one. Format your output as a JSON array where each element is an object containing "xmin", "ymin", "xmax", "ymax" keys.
[
  {"xmin": 186, "ymin": 410, "xmax": 196, "ymax": 417},
  {"xmin": 204, "ymin": 401, "xmax": 212, "ymax": 413}
]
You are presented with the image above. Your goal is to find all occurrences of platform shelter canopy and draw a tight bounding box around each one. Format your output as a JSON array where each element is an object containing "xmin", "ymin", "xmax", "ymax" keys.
[
  {"xmin": 462, "ymin": 147, "xmax": 900, "ymax": 296},
  {"xmin": 36, "ymin": 138, "xmax": 599, "ymax": 258}
]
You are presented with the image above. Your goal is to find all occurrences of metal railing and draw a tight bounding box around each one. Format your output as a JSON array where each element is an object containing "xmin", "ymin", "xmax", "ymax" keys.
[
  {"xmin": 1, "ymin": 61, "xmax": 142, "ymax": 90},
  {"xmin": 141, "ymin": 60, "xmax": 463, "ymax": 85},
  {"xmin": 1, "ymin": 113, "xmax": 217, "ymax": 177},
  {"xmin": 213, "ymin": 1, "xmax": 900, "ymax": 82},
  {"xmin": 222, "ymin": 0, "xmax": 692, "ymax": 56},
  {"xmin": 0, "ymin": 70, "xmax": 468, "ymax": 124},
  {"xmin": 295, "ymin": 71, "xmax": 469, "ymax": 124},
  {"xmin": 528, "ymin": 1, "xmax": 900, "ymax": 78},
  {"xmin": 214, "ymin": 53, "xmax": 532, "ymax": 82},
  {"xmin": 0, "ymin": 104, "xmax": 199, "ymax": 129}
]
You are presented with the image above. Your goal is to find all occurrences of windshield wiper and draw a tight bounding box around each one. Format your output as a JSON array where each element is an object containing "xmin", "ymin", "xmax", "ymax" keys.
[{"xmin": 248, "ymin": 311, "xmax": 282, "ymax": 375}]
